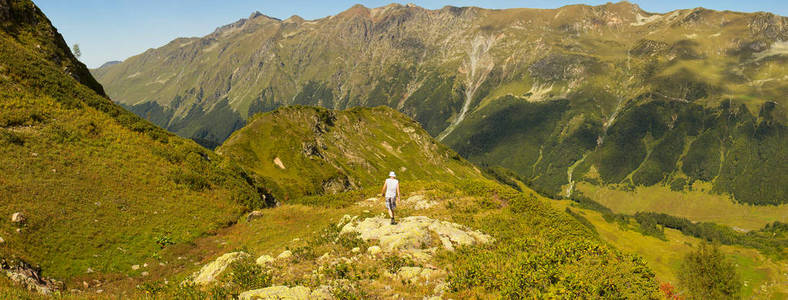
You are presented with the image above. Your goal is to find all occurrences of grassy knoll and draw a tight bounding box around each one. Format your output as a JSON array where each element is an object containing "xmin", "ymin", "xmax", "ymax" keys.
[{"xmin": 218, "ymin": 106, "xmax": 482, "ymax": 201}]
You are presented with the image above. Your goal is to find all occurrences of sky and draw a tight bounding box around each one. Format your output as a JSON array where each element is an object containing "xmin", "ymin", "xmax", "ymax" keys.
[{"xmin": 34, "ymin": 0, "xmax": 787, "ymax": 68}]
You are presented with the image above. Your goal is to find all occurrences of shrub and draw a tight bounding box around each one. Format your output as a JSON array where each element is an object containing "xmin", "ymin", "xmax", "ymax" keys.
[
  {"xmin": 228, "ymin": 257, "xmax": 271, "ymax": 290},
  {"xmin": 169, "ymin": 170, "xmax": 211, "ymax": 191},
  {"xmin": 678, "ymin": 243, "xmax": 741, "ymax": 299},
  {"xmin": 0, "ymin": 130, "xmax": 25, "ymax": 145},
  {"xmin": 331, "ymin": 284, "xmax": 368, "ymax": 300},
  {"xmin": 336, "ymin": 232, "xmax": 366, "ymax": 250},
  {"xmin": 382, "ymin": 256, "xmax": 416, "ymax": 274}
]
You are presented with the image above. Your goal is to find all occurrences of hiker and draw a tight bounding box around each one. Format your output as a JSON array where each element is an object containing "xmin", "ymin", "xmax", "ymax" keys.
[{"xmin": 381, "ymin": 171, "xmax": 400, "ymax": 225}]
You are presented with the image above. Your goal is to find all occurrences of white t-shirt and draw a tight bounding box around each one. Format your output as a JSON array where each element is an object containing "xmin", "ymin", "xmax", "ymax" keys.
[{"xmin": 385, "ymin": 178, "xmax": 399, "ymax": 198}]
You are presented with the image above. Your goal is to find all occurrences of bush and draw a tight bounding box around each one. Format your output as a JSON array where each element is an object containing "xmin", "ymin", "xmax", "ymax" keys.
[
  {"xmin": 169, "ymin": 170, "xmax": 211, "ymax": 191},
  {"xmin": 0, "ymin": 130, "xmax": 25, "ymax": 145},
  {"xmin": 228, "ymin": 257, "xmax": 271, "ymax": 290},
  {"xmin": 679, "ymin": 243, "xmax": 741, "ymax": 299},
  {"xmin": 382, "ymin": 256, "xmax": 416, "ymax": 274},
  {"xmin": 336, "ymin": 232, "xmax": 366, "ymax": 250}
]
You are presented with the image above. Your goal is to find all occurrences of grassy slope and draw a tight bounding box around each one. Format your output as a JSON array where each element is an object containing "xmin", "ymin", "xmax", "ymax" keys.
[
  {"xmin": 101, "ymin": 179, "xmax": 661, "ymax": 299},
  {"xmin": 218, "ymin": 106, "xmax": 482, "ymax": 201},
  {"xmin": 549, "ymin": 199, "xmax": 788, "ymax": 298},
  {"xmin": 576, "ymin": 182, "xmax": 788, "ymax": 230},
  {"xmin": 0, "ymin": 0, "xmax": 265, "ymax": 283}
]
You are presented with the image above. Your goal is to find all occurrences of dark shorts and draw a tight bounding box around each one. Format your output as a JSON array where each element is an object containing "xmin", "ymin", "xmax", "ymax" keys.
[{"xmin": 385, "ymin": 197, "xmax": 397, "ymax": 210}]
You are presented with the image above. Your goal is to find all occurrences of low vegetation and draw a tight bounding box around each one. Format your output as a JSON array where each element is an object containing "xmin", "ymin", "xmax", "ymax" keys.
[{"xmin": 679, "ymin": 243, "xmax": 742, "ymax": 300}]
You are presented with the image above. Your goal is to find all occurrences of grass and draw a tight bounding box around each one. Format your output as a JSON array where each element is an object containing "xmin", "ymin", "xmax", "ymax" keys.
[
  {"xmin": 576, "ymin": 182, "xmax": 788, "ymax": 230},
  {"xmin": 548, "ymin": 199, "xmax": 788, "ymax": 299}
]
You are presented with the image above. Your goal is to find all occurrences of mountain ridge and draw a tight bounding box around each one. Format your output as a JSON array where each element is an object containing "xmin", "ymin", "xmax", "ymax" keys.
[{"xmin": 92, "ymin": 1, "xmax": 786, "ymax": 206}]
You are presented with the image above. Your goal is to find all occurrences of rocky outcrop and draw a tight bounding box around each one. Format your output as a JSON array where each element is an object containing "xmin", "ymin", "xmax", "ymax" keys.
[
  {"xmin": 191, "ymin": 252, "xmax": 250, "ymax": 285},
  {"xmin": 0, "ymin": 258, "xmax": 61, "ymax": 295},
  {"xmin": 341, "ymin": 216, "xmax": 493, "ymax": 252},
  {"xmin": 238, "ymin": 285, "xmax": 331, "ymax": 300}
]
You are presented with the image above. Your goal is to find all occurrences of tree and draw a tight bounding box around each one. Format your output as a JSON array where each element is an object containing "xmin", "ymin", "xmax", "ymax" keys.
[
  {"xmin": 72, "ymin": 43, "xmax": 81, "ymax": 58},
  {"xmin": 678, "ymin": 242, "xmax": 741, "ymax": 299}
]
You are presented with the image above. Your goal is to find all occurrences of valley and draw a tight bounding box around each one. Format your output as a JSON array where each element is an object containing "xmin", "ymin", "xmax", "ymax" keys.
[{"xmin": 0, "ymin": 0, "xmax": 785, "ymax": 298}]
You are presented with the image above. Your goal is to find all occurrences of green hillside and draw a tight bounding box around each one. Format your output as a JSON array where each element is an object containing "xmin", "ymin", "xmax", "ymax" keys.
[
  {"xmin": 92, "ymin": 1, "xmax": 787, "ymax": 210},
  {"xmin": 0, "ymin": 0, "xmax": 268, "ymax": 286},
  {"xmin": 218, "ymin": 106, "xmax": 482, "ymax": 201}
]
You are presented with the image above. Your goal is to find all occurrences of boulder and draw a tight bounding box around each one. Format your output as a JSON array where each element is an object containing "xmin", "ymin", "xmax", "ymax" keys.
[
  {"xmin": 396, "ymin": 266, "xmax": 445, "ymax": 281},
  {"xmin": 255, "ymin": 255, "xmax": 274, "ymax": 265},
  {"xmin": 367, "ymin": 245, "xmax": 382, "ymax": 255},
  {"xmin": 247, "ymin": 210, "xmax": 265, "ymax": 222},
  {"xmin": 0, "ymin": 236, "xmax": 4, "ymax": 244},
  {"xmin": 317, "ymin": 253, "xmax": 330, "ymax": 261},
  {"xmin": 10, "ymin": 212, "xmax": 25, "ymax": 224},
  {"xmin": 239, "ymin": 285, "xmax": 323, "ymax": 300},
  {"xmin": 192, "ymin": 252, "xmax": 250, "ymax": 285},
  {"xmin": 131, "ymin": 265, "xmax": 140, "ymax": 270},
  {"xmin": 277, "ymin": 250, "xmax": 292, "ymax": 260}
]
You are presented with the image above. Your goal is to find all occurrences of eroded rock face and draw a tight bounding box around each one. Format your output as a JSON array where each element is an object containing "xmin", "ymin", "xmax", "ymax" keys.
[
  {"xmin": 341, "ymin": 216, "xmax": 492, "ymax": 252},
  {"xmin": 192, "ymin": 252, "xmax": 250, "ymax": 285},
  {"xmin": 238, "ymin": 285, "xmax": 331, "ymax": 300}
]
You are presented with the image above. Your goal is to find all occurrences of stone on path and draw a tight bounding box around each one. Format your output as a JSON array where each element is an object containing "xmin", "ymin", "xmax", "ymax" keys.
[
  {"xmin": 238, "ymin": 285, "xmax": 331, "ymax": 300},
  {"xmin": 192, "ymin": 252, "xmax": 250, "ymax": 285}
]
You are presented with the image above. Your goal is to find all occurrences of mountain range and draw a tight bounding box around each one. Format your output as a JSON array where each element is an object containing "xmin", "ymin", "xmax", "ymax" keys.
[{"xmin": 92, "ymin": 1, "xmax": 786, "ymax": 205}]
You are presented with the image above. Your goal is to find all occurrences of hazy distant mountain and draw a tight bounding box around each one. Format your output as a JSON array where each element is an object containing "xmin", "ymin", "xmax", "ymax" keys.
[{"xmin": 93, "ymin": 2, "xmax": 787, "ymax": 205}]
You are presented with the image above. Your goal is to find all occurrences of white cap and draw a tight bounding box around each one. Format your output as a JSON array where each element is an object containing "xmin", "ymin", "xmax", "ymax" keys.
[{"xmin": 389, "ymin": 171, "xmax": 396, "ymax": 177}]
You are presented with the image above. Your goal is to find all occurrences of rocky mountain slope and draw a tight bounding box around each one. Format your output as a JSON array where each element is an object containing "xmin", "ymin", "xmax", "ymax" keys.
[
  {"xmin": 218, "ymin": 105, "xmax": 482, "ymax": 200},
  {"xmin": 0, "ymin": 0, "xmax": 270, "ymax": 291},
  {"xmin": 93, "ymin": 1, "xmax": 786, "ymax": 206}
]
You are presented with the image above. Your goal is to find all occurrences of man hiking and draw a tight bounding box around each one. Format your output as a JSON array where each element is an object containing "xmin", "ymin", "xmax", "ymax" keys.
[{"xmin": 381, "ymin": 171, "xmax": 400, "ymax": 225}]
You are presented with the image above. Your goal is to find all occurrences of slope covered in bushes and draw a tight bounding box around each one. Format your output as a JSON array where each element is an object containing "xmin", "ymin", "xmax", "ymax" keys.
[{"xmin": 0, "ymin": 0, "xmax": 268, "ymax": 283}]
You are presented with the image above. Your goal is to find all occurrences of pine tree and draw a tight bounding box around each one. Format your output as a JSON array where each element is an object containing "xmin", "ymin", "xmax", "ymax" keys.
[{"xmin": 72, "ymin": 43, "xmax": 81, "ymax": 58}]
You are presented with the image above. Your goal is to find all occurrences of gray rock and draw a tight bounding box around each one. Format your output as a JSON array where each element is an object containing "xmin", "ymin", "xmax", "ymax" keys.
[
  {"xmin": 11, "ymin": 212, "xmax": 25, "ymax": 224},
  {"xmin": 246, "ymin": 210, "xmax": 265, "ymax": 222}
]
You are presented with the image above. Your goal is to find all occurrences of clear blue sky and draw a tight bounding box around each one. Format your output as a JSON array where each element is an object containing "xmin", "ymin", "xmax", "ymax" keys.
[{"xmin": 33, "ymin": 0, "xmax": 787, "ymax": 68}]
